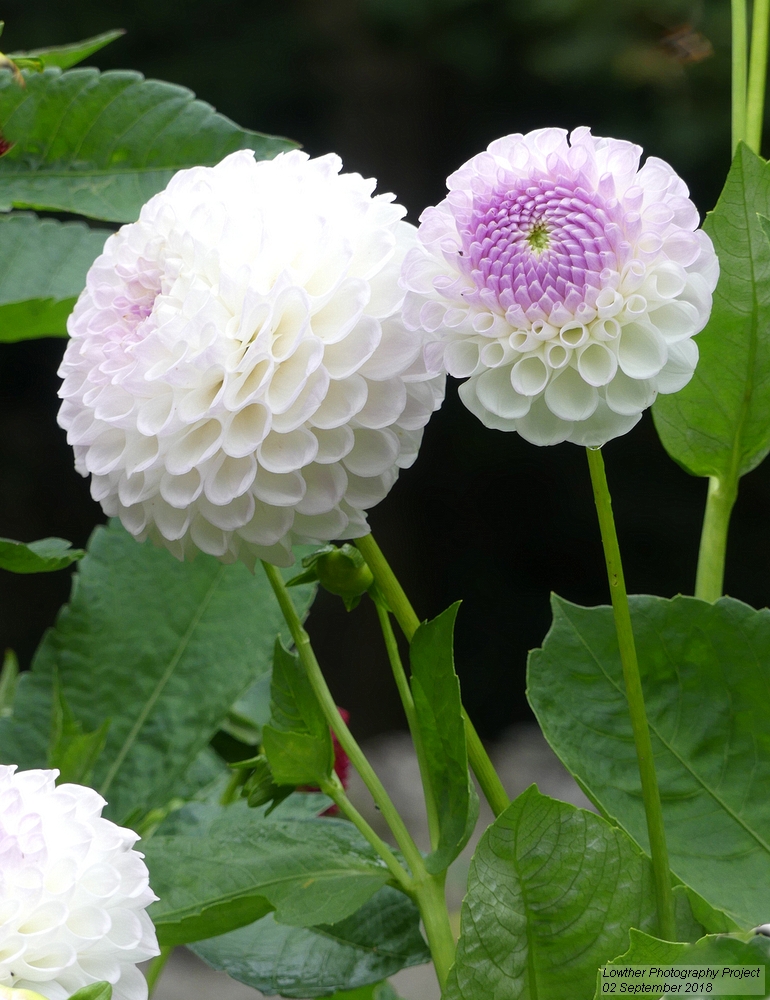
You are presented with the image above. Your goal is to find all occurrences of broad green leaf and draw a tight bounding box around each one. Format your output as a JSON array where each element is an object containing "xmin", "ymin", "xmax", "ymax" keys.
[
  {"xmin": 144, "ymin": 801, "xmax": 391, "ymax": 944},
  {"xmin": 596, "ymin": 929, "xmax": 770, "ymax": 1000},
  {"xmin": 0, "ymin": 68, "xmax": 297, "ymax": 222},
  {"xmin": 528, "ymin": 594, "xmax": 770, "ymax": 929},
  {"xmin": 263, "ymin": 639, "xmax": 333, "ymax": 786},
  {"xmin": 409, "ymin": 603, "xmax": 477, "ymax": 874},
  {"xmin": 8, "ymin": 30, "xmax": 125, "ymax": 71},
  {"xmin": 0, "ymin": 215, "xmax": 106, "ymax": 342},
  {"xmin": 66, "ymin": 983, "xmax": 113, "ymax": 1000},
  {"xmin": 48, "ymin": 678, "xmax": 109, "ymax": 785},
  {"xmin": 653, "ymin": 143, "xmax": 770, "ymax": 484},
  {"xmin": 191, "ymin": 886, "xmax": 429, "ymax": 997},
  {"xmin": 444, "ymin": 786, "xmax": 698, "ymax": 1000},
  {"xmin": 0, "ymin": 520, "xmax": 315, "ymax": 825},
  {"xmin": 0, "ymin": 534, "xmax": 84, "ymax": 571}
]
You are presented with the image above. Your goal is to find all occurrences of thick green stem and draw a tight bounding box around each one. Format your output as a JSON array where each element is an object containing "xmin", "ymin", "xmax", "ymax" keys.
[
  {"xmin": 356, "ymin": 534, "xmax": 420, "ymax": 637},
  {"xmin": 321, "ymin": 772, "xmax": 413, "ymax": 892},
  {"xmin": 355, "ymin": 533, "xmax": 511, "ymax": 818},
  {"xmin": 418, "ymin": 872, "xmax": 457, "ymax": 991},
  {"xmin": 733, "ymin": 0, "xmax": 749, "ymax": 150},
  {"xmin": 374, "ymin": 598, "xmax": 441, "ymax": 851},
  {"xmin": 695, "ymin": 476, "xmax": 737, "ymax": 601},
  {"xmin": 261, "ymin": 561, "xmax": 425, "ymax": 877},
  {"xmin": 586, "ymin": 448, "xmax": 677, "ymax": 942},
  {"xmin": 145, "ymin": 945, "xmax": 172, "ymax": 996},
  {"xmin": 747, "ymin": 0, "xmax": 770, "ymax": 152}
]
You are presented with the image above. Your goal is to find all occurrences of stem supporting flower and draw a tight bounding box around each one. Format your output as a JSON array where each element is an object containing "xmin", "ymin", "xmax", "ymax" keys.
[
  {"xmin": 260, "ymin": 560, "xmax": 457, "ymax": 990},
  {"xmin": 747, "ymin": 0, "xmax": 770, "ymax": 153},
  {"xmin": 585, "ymin": 447, "xmax": 676, "ymax": 942}
]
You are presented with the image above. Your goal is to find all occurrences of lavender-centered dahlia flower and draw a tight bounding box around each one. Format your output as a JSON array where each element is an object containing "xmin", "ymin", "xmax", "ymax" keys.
[
  {"xmin": 58, "ymin": 150, "xmax": 443, "ymax": 568},
  {"xmin": 402, "ymin": 127, "xmax": 719, "ymax": 447},
  {"xmin": 0, "ymin": 767, "xmax": 158, "ymax": 1000}
]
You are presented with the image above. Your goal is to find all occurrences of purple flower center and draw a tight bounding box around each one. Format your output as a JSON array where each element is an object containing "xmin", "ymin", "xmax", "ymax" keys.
[{"xmin": 460, "ymin": 177, "xmax": 631, "ymax": 320}]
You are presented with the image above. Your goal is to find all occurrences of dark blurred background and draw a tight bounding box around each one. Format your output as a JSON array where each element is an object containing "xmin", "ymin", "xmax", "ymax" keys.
[{"xmin": 1, "ymin": 0, "xmax": 768, "ymax": 741}]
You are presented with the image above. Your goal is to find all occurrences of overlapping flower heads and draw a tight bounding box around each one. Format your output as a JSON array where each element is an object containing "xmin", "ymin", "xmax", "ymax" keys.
[
  {"xmin": 58, "ymin": 150, "xmax": 443, "ymax": 567},
  {"xmin": 402, "ymin": 127, "xmax": 719, "ymax": 446},
  {"xmin": 0, "ymin": 767, "xmax": 158, "ymax": 1000}
]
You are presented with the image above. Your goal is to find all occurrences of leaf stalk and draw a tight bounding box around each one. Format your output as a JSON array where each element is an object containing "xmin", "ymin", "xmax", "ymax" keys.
[
  {"xmin": 373, "ymin": 597, "xmax": 441, "ymax": 852},
  {"xmin": 694, "ymin": 475, "xmax": 738, "ymax": 601},
  {"xmin": 355, "ymin": 533, "xmax": 511, "ymax": 818}
]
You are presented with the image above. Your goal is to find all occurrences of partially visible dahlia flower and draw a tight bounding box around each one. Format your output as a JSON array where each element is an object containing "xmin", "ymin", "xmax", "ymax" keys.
[
  {"xmin": 402, "ymin": 127, "xmax": 718, "ymax": 446},
  {"xmin": 58, "ymin": 150, "xmax": 443, "ymax": 567},
  {"xmin": 0, "ymin": 767, "xmax": 158, "ymax": 1000}
]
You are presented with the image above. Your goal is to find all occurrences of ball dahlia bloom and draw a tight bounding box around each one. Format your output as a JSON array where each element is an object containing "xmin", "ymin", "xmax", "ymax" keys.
[
  {"xmin": 0, "ymin": 767, "xmax": 159, "ymax": 1000},
  {"xmin": 402, "ymin": 127, "xmax": 718, "ymax": 446},
  {"xmin": 58, "ymin": 150, "xmax": 443, "ymax": 567}
]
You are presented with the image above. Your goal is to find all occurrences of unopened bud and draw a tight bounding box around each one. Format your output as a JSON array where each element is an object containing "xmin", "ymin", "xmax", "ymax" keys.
[{"xmin": 287, "ymin": 544, "xmax": 374, "ymax": 610}]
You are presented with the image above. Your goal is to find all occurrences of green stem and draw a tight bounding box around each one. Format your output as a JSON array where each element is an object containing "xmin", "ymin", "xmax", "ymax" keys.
[
  {"xmin": 462, "ymin": 709, "xmax": 510, "ymax": 817},
  {"xmin": 374, "ymin": 597, "xmax": 441, "ymax": 851},
  {"xmin": 747, "ymin": 0, "xmax": 770, "ymax": 152},
  {"xmin": 356, "ymin": 534, "xmax": 420, "ymax": 637},
  {"xmin": 321, "ymin": 771, "xmax": 413, "ymax": 892},
  {"xmin": 733, "ymin": 0, "xmax": 749, "ymax": 151},
  {"xmin": 355, "ymin": 533, "xmax": 511, "ymax": 818},
  {"xmin": 261, "ymin": 560, "xmax": 456, "ymax": 988},
  {"xmin": 145, "ymin": 945, "xmax": 172, "ymax": 996},
  {"xmin": 586, "ymin": 448, "xmax": 677, "ymax": 942},
  {"xmin": 694, "ymin": 476, "xmax": 737, "ymax": 601},
  {"xmin": 260, "ymin": 561, "xmax": 425, "ymax": 878},
  {"xmin": 418, "ymin": 872, "xmax": 457, "ymax": 990}
]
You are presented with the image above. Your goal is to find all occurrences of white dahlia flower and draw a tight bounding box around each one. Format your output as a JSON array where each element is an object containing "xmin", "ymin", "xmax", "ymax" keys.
[
  {"xmin": 402, "ymin": 127, "xmax": 719, "ymax": 446},
  {"xmin": 0, "ymin": 767, "xmax": 159, "ymax": 1000},
  {"xmin": 58, "ymin": 150, "xmax": 443, "ymax": 567}
]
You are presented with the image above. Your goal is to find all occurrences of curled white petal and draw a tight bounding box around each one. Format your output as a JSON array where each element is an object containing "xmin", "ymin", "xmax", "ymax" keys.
[
  {"xmin": 0, "ymin": 767, "xmax": 159, "ymax": 1000},
  {"xmin": 59, "ymin": 150, "xmax": 444, "ymax": 565}
]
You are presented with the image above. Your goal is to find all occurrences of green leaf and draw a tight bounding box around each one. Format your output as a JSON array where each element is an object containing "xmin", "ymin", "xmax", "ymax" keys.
[
  {"xmin": 0, "ymin": 68, "xmax": 297, "ymax": 222},
  {"xmin": 66, "ymin": 982, "xmax": 113, "ymax": 1000},
  {"xmin": 527, "ymin": 594, "xmax": 770, "ymax": 929},
  {"xmin": 678, "ymin": 883, "xmax": 742, "ymax": 935},
  {"xmin": 0, "ymin": 214, "xmax": 107, "ymax": 342},
  {"xmin": 444, "ymin": 786, "xmax": 699, "ymax": 1000},
  {"xmin": 0, "ymin": 535, "xmax": 84, "ymax": 572},
  {"xmin": 409, "ymin": 603, "xmax": 477, "ymax": 874},
  {"xmin": 653, "ymin": 143, "xmax": 770, "ymax": 484},
  {"xmin": 0, "ymin": 649, "xmax": 18, "ymax": 717},
  {"xmin": 0, "ymin": 520, "xmax": 316, "ymax": 825},
  {"xmin": 595, "ymin": 929, "xmax": 770, "ymax": 1000},
  {"xmin": 263, "ymin": 639, "xmax": 333, "ymax": 787},
  {"xmin": 7, "ymin": 30, "xmax": 125, "ymax": 71},
  {"xmin": 48, "ymin": 676, "xmax": 109, "ymax": 785},
  {"xmin": 144, "ymin": 801, "xmax": 391, "ymax": 945},
  {"xmin": 191, "ymin": 886, "xmax": 429, "ymax": 997}
]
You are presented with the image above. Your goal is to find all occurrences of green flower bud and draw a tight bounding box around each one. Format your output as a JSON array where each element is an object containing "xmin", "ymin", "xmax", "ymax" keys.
[{"xmin": 287, "ymin": 544, "xmax": 374, "ymax": 610}]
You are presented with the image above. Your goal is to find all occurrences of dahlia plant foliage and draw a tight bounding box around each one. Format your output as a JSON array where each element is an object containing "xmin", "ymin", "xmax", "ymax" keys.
[{"xmin": 1, "ymin": 18, "xmax": 770, "ymax": 1000}]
